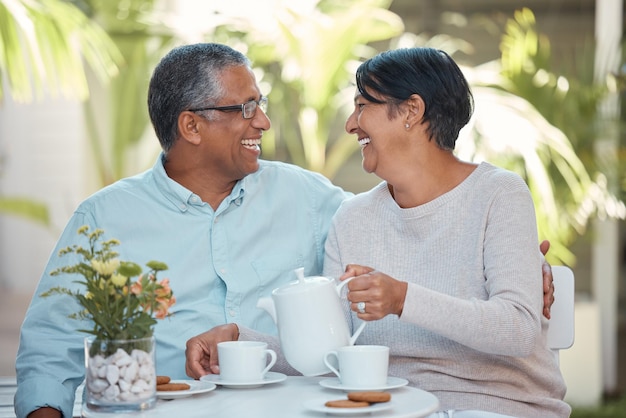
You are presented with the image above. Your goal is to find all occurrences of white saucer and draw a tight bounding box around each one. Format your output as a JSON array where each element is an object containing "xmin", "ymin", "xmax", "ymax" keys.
[
  {"xmin": 319, "ymin": 376, "xmax": 409, "ymax": 392},
  {"xmin": 303, "ymin": 397, "xmax": 394, "ymax": 415},
  {"xmin": 200, "ymin": 371, "xmax": 287, "ymax": 389},
  {"xmin": 156, "ymin": 380, "xmax": 216, "ymax": 400}
]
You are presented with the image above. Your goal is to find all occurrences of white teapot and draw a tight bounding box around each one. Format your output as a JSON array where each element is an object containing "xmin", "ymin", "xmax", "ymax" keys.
[{"xmin": 256, "ymin": 267, "xmax": 366, "ymax": 376}]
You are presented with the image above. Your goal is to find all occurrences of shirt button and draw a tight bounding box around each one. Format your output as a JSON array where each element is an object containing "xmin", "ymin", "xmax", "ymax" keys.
[
  {"xmin": 220, "ymin": 268, "xmax": 226, "ymax": 274},
  {"xmin": 229, "ymin": 310, "xmax": 236, "ymax": 317}
]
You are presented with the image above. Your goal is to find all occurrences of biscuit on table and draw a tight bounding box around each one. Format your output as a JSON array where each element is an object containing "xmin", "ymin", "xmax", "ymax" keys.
[
  {"xmin": 156, "ymin": 375, "xmax": 171, "ymax": 385},
  {"xmin": 157, "ymin": 382, "xmax": 191, "ymax": 391},
  {"xmin": 324, "ymin": 399, "xmax": 370, "ymax": 408},
  {"xmin": 347, "ymin": 391, "xmax": 392, "ymax": 403}
]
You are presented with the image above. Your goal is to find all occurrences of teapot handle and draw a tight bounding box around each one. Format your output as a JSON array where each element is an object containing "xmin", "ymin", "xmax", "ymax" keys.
[
  {"xmin": 335, "ymin": 276, "xmax": 367, "ymax": 345},
  {"xmin": 335, "ymin": 275, "xmax": 356, "ymax": 294}
]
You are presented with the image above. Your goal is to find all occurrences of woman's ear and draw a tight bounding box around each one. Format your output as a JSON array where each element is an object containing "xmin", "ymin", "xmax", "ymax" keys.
[
  {"xmin": 405, "ymin": 94, "xmax": 426, "ymax": 128},
  {"xmin": 178, "ymin": 111, "xmax": 202, "ymax": 145}
]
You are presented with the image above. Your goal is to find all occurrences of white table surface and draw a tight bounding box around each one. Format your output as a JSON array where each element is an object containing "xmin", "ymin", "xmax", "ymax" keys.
[{"xmin": 1, "ymin": 376, "xmax": 439, "ymax": 418}]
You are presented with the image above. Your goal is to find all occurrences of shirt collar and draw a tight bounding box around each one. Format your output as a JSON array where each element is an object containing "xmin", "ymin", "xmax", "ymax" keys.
[{"xmin": 153, "ymin": 153, "xmax": 246, "ymax": 212}]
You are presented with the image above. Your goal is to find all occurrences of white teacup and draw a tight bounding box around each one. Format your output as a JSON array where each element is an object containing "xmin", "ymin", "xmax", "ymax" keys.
[
  {"xmin": 323, "ymin": 345, "xmax": 389, "ymax": 388},
  {"xmin": 218, "ymin": 341, "xmax": 277, "ymax": 382}
]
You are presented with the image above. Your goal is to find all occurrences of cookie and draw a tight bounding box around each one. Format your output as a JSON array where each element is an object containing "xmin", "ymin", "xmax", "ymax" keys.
[
  {"xmin": 324, "ymin": 399, "xmax": 370, "ymax": 408},
  {"xmin": 347, "ymin": 391, "xmax": 391, "ymax": 403},
  {"xmin": 157, "ymin": 382, "xmax": 191, "ymax": 391},
  {"xmin": 156, "ymin": 375, "xmax": 171, "ymax": 385}
]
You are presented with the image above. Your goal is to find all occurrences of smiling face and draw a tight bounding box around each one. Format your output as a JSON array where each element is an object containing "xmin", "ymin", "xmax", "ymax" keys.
[
  {"xmin": 345, "ymin": 90, "xmax": 407, "ymax": 177},
  {"xmin": 194, "ymin": 65, "xmax": 271, "ymax": 182}
]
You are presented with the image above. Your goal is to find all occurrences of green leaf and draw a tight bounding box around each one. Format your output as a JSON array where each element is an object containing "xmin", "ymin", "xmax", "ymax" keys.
[
  {"xmin": 0, "ymin": 0, "xmax": 122, "ymax": 104},
  {"xmin": 0, "ymin": 196, "xmax": 49, "ymax": 226}
]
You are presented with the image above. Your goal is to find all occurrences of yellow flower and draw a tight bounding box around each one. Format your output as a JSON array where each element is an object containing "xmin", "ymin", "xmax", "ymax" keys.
[
  {"xmin": 91, "ymin": 258, "xmax": 120, "ymax": 276},
  {"xmin": 111, "ymin": 274, "xmax": 127, "ymax": 288},
  {"xmin": 43, "ymin": 226, "xmax": 175, "ymax": 341}
]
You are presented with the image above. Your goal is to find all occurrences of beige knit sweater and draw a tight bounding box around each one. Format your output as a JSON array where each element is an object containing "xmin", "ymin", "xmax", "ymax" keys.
[{"xmin": 321, "ymin": 162, "xmax": 570, "ymax": 418}]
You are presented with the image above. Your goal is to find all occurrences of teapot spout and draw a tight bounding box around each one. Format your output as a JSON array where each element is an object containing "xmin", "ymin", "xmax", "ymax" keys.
[
  {"xmin": 349, "ymin": 321, "xmax": 367, "ymax": 345},
  {"xmin": 256, "ymin": 297, "xmax": 277, "ymax": 324}
]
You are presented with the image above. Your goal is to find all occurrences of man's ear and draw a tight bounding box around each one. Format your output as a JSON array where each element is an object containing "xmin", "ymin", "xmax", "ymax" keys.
[
  {"xmin": 178, "ymin": 111, "xmax": 202, "ymax": 145},
  {"xmin": 405, "ymin": 94, "xmax": 426, "ymax": 128}
]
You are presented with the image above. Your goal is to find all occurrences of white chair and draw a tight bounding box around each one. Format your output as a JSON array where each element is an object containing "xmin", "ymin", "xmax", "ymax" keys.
[{"xmin": 546, "ymin": 266, "xmax": 575, "ymax": 362}]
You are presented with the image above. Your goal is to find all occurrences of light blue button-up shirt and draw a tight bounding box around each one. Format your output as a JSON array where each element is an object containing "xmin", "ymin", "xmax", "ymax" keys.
[{"xmin": 15, "ymin": 154, "xmax": 349, "ymax": 417}]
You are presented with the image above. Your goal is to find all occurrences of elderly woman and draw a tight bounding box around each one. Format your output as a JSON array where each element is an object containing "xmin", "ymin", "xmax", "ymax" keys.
[
  {"xmin": 324, "ymin": 47, "xmax": 570, "ymax": 418},
  {"xmin": 183, "ymin": 46, "xmax": 562, "ymax": 417}
]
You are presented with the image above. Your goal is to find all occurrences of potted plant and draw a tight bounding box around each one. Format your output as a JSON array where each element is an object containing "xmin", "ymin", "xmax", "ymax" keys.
[{"xmin": 41, "ymin": 225, "xmax": 175, "ymax": 412}]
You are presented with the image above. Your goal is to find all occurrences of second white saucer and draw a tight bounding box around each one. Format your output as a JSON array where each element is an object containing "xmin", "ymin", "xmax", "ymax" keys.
[
  {"xmin": 157, "ymin": 380, "xmax": 216, "ymax": 400},
  {"xmin": 200, "ymin": 371, "xmax": 287, "ymax": 389},
  {"xmin": 319, "ymin": 376, "xmax": 409, "ymax": 392}
]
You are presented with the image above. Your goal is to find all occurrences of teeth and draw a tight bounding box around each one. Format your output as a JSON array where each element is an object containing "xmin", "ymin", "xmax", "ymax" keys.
[
  {"xmin": 241, "ymin": 138, "xmax": 261, "ymax": 148},
  {"xmin": 358, "ymin": 137, "xmax": 371, "ymax": 146}
]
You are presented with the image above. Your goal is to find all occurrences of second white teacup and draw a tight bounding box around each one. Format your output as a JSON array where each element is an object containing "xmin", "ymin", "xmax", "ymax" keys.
[
  {"xmin": 218, "ymin": 341, "xmax": 277, "ymax": 382},
  {"xmin": 323, "ymin": 345, "xmax": 389, "ymax": 388}
]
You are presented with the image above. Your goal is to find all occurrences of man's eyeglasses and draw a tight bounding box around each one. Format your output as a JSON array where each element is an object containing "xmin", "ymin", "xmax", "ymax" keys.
[{"xmin": 189, "ymin": 96, "xmax": 268, "ymax": 119}]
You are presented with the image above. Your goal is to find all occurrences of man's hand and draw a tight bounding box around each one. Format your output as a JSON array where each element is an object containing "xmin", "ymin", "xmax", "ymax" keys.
[
  {"xmin": 185, "ymin": 323, "xmax": 239, "ymax": 379},
  {"xmin": 540, "ymin": 240, "xmax": 554, "ymax": 320},
  {"xmin": 27, "ymin": 407, "xmax": 62, "ymax": 418}
]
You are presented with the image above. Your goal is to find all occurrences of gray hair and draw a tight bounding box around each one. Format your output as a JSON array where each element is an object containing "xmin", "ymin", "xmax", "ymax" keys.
[{"xmin": 147, "ymin": 43, "xmax": 251, "ymax": 152}]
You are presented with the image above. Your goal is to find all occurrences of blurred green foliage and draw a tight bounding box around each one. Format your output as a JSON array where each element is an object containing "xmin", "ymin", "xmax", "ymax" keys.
[
  {"xmin": 1, "ymin": 1, "xmax": 624, "ymax": 267},
  {"xmin": 571, "ymin": 392, "xmax": 626, "ymax": 417}
]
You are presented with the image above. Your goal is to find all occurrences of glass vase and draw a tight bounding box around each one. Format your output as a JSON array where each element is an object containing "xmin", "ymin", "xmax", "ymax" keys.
[{"xmin": 83, "ymin": 336, "xmax": 157, "ymax": 413}]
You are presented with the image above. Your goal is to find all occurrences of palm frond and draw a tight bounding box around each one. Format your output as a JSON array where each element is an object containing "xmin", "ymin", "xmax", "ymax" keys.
[{"xmin": 0, "ymin": 0, "xmax": 122, "ymax": 103}]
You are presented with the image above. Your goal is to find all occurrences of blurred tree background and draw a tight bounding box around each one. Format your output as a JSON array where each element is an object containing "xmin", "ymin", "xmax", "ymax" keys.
[
  {"xmin": 0, "ymin": 0, "xmax": 121, "ymax": 226},
  {"xmin": 1, "ymin": 0, "xmax": 624, "ymax": 267}
]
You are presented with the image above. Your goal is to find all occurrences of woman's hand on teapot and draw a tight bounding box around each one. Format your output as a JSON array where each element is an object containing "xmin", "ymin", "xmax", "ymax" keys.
[
  {"xmin": 341, "ymin": 264, "xmax": 408, "ymax": 320},
  {"xmin": 185, "ymin": 323, "xmax": 239, "ymax": 379},
  {"xmin": 340, "ymin": 264, "xmax": 375, "ymax": 280}
]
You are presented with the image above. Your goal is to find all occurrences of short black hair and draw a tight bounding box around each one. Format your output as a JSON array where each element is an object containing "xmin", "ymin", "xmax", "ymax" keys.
[{"xmin": 356, "ymin": 47, "xmax": 474, "ymax": 151}]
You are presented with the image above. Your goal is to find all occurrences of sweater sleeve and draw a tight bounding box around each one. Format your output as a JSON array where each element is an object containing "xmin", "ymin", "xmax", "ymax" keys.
[{"xmin": 400, "ymin": 175, "xmax": 543, "ymax": 357}]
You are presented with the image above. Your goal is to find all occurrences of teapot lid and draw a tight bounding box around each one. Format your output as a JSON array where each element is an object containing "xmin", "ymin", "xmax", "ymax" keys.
[{"xmin": 272, "ymin": 267, "xmax": 332, "ymax": 295}]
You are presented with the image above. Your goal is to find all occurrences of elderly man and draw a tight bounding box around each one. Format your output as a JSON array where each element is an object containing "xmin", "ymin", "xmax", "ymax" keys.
[{"xmin": 15, "ymin": 43, "xmax": 554, "ymax": 418}]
